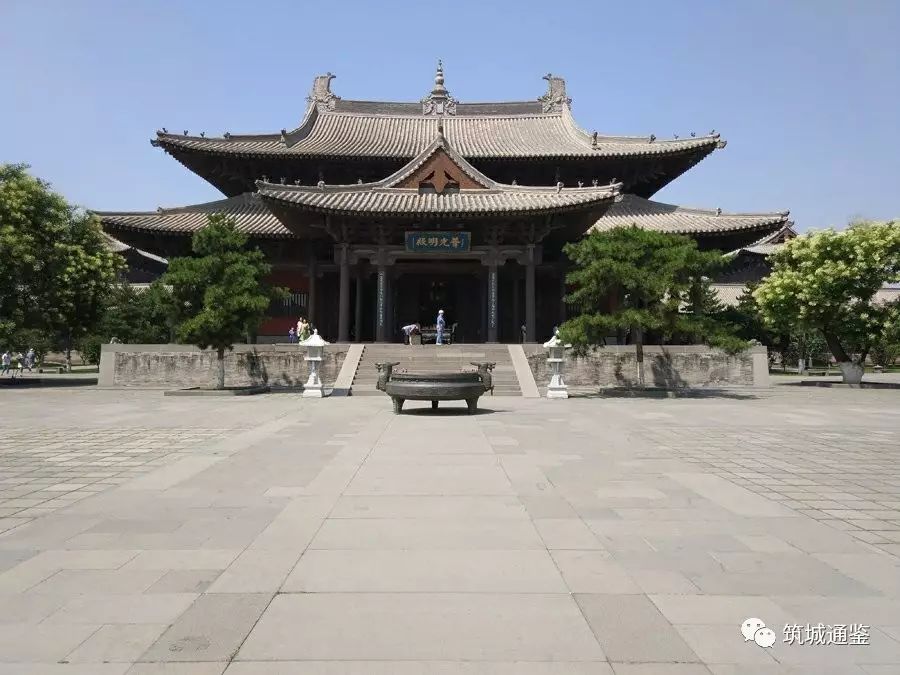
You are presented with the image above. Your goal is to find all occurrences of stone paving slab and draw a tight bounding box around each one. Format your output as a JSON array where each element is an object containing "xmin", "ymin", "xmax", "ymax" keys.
[
  {"xmin": 237, "ymin": 592, "xmax": 606, "ymax": 661},
  {"xmin": 0, "ymin": 386, "xmax": 898, "ymax": 671}
]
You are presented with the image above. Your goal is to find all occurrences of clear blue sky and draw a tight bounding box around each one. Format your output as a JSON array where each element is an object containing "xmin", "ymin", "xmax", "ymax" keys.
[{"xmin": 2, "ymin": 0, "xmax": 898, "ymax": 231}]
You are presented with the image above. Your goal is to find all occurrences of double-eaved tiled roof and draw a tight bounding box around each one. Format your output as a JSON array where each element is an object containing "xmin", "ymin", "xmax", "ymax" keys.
[
  {"xmin": 102, "ymin": 232, "xmax": 169, "ymax": 265},
  {"xmin": 94, "ymin": 193, "xmax": 291, "ymax": 238},
  {"xmin": 152, "ymin": 72, "xmax": 724, "ymax": 161},
  {"xmin": 728, "ymin": 223, "xmax": 798, "ymax": 255},
  {"xmin": 255, "ymin": 134, "xmax": 621, "ymax": 218},
  {"xmin": 591, "ymin": 194, "xmax": 790, "ymax": 237}
]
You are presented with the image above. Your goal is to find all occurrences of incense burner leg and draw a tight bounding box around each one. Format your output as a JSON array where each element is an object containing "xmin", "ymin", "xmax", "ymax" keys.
[{"xmin": 392, "ymin": 397, "xmax": 404, "ymax": 414}]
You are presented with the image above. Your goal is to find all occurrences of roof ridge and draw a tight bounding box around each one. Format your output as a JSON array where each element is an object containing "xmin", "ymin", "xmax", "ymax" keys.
[
  {"xmin": 95, "ymin": 193, "xmax": 260, "ymax": 217},
  {"xmin": 318, "ymin": 108, "xmax": 564, "ymax": 121},
  {"xmin": 624, "ymin": 194, "xmax": 789, "ymax": 219},
  {"xmin": 256, "ymin": 132, "xmax": 621, "ymax": 197}
]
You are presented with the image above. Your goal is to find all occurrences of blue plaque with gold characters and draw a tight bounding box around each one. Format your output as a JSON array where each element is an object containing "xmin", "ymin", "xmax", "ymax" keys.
[{"xmin": 405, "ymin": 231, "xmax": 471, "ymax": 253}]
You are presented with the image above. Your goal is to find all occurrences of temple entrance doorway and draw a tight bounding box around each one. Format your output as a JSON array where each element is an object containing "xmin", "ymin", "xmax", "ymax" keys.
[{"xmin": 394, "ymin": 268, "xmax": 483, "ymax": 343}]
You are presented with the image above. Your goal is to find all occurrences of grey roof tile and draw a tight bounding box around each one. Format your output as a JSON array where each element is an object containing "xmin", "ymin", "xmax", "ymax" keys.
[
  {"xmin": 728, "ymin": 223, "xmax": 798, "ymax": 255},
  {"xmin": 255, "ymin": 135, "xmax": 621, "ymax": 217},
  {"xmin": 592, "ymin": 194, "xmax": 790, "ymax": 236},
  {"xmin": 153, "ymin": 73, "xmax": 724, "ymax": 161},
  {"xmin": 94, "ymin": 193, "xmax": 290, "ymax": 238}
]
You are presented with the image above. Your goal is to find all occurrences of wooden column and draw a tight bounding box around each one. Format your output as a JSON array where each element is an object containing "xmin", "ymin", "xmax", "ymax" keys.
[
  {"xmin": 337, "ymin": 244, "xmax": 350, "ymax": 342},
  {"xmin": 487, "ymin": 263, "xmax": 499, "ymax": 343},
  {"xmin": 512, "ymin": 273, "xmax": 521, "ymax": 343},
  {"xmin": 558, "ymin": 265, "xmax": 567, "ymax": 327},
  {"xmin": 375, "ymin": 257, "xmax": 387, "ymax": 343},
  {"xmin": 307, "ymin": 250, "xmax": 317, "ymax": 327},
  {"xmin": 354, "ymin": 268, "xmax": 363, "ymax": 342},
  {"xmin": 482, "ymin": 248, "xmax": 500, "ymax": 343},
  {"xmin": 385, "ymin": 268, "xmax": 394, "ymax": 342},
  {"xmin": 525, "ymin": 245, "xmax": 536, "ymax": 342}
]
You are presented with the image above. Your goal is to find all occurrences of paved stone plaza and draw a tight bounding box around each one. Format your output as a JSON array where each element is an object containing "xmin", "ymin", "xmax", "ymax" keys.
[{"xmin": 1, "ymin": 385, "xmax": 899, "ymax": 674}]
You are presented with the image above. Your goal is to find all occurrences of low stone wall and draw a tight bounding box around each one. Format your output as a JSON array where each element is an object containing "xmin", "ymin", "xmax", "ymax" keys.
[
  {"xmin": 99, "ymin": 343, "xmax": 349, "ymax": 389},
  {"xmin": 523, "ymin": 344, "xmax": 769, "ymax": 391}
]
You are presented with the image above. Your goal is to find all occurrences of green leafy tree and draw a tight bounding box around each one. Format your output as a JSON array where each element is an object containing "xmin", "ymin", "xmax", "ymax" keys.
[
  {"xmin": 754, "ymin": 221, "xmax": 900, "ymax": 382},
  {"xmin": 869, "ymin": 300, "xmax": 900, "ymax": 368},
  {"xmin": 783, "ymin": 329, "xmax": 828, "ymax": 372},
  {"xmin": 163, "ymin": 215, "xmax": 277, "ymax": 389},
  {"xmin": 560, "ymin": 226, "xmax": 746, "ymax": 385},
  {"xmin": 77, "ymin": 282, "xmax": 176, "ymax": 365},
  {"xmin": 720, "ymin": 284, "xmax": 790, "ymax": 368},
  {"xmin": 0, "ymin": 164, "xmax": 122, "ymax": 369}
]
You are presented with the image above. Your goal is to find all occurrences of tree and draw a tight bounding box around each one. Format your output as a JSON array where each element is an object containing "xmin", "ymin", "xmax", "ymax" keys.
[
  {"xmin": 869, "ymin": 300, "xmax": 900, "ymax": 368},
  {"xmin": 720, "ymin": 284, "xmax": 791, "ymax": 368},
  {"xmin": 754, "ymin": 221, "xmax": 900, "ymax": 383},
  {"xmin": 163, "ymin": 214, "xmax": 277, "ymax": 389},
  {"xmin": 560, "ymin": 226, "xmax": 746, "ymax": 386},
  {"xmin": 0, "ymin": 164, "xmax": 122, "ymax": 368},
  {"xmin": 77, "ymin": 281, "xmax": 176, "ymax": 365}
]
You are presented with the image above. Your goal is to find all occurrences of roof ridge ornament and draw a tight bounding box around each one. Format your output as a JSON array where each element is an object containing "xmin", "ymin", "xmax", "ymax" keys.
[
  {"xmin": 538, "ymin": 74, "xmax": 571, "ymax": 113},
  {"xmin": 307, "ymin": 72, "xmax": 340, "ymax": 111},
  {"xmin": 422, "ymin": 60, "xmax": 458, "ymax": 116}
]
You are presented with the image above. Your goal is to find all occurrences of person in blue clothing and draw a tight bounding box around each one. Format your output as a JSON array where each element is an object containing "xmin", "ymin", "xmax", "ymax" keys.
[
  {"xmin": 436, "ymin": 309, "xmax": 446, "ymax": 345},
  {"xmin": 288, "ymin": 326, "xmax": 296, "ymax": 344}
]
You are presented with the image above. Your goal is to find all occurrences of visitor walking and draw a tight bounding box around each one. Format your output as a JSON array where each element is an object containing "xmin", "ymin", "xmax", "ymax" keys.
[
  {"xmin": 0, "ymin": 351, "xmax": 10, "ymax": 377},
  {"xmin": 288, "ymin": 327, "xmax": 296, "ymax": 344},
  {"xmin": 24, "ymin": 348, "xmax": 35, "ymax": 372},
  {"xmin": 436, "ymin": 309, "xmax": 446, "ymax": 345}
]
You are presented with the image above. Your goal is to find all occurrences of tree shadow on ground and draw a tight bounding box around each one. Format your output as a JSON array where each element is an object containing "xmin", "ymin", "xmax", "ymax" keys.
[
  {"xmin": 0, "ymin": 377, "xmax": 98, "ymax": 388},
  {"xmin": 572, "ymin": 389, "xmax": 760, "ymax": 401}
]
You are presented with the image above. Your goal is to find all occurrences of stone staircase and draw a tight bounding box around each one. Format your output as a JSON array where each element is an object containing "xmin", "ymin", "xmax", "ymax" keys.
[{"xmin": 350, "ymin": 344, "xmax": 523, "ymax": 396}]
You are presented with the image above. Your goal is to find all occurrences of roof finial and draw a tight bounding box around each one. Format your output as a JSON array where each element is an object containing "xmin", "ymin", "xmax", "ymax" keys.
[
  {"xmin": 716, "ymin": 207, "xmax": 722, "ymax": 216},
  {"xmin": 422, "ymin": 60, "xmax": 457, "ymax": 115},
  {"xmin": 433, "ymin": 59, "xmax": 446, "ymax": 95}
]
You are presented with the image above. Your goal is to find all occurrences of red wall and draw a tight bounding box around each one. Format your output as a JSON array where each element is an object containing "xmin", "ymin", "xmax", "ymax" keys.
[
  {"xmin": 260, "ymin": 269, "xmax": 309, "ymax": 338},
  {"xmin": 267, "ymin": 270, "xmax": 309, "ymax": 290},
  {"xmin": 260, "ymin": 317, "xmax": 298, "ymax": 337}
]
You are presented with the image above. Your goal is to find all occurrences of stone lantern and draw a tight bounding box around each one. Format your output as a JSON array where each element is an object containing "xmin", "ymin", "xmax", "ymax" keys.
[
  {"xmin": 542, "ymin": 328, "xmax": 571, "ymax": 399},
  {"xmin": 299, "ymin": 329, "xmax": 329, "ymax": 398}
]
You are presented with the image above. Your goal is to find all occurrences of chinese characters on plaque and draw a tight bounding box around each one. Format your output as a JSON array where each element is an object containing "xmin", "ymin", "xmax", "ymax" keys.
[{"xmin": 405, "ymin": 231, "xmax": 471, "ymax": 253}]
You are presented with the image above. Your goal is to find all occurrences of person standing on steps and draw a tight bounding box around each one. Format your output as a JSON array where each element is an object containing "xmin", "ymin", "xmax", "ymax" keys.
[
  {"xmin": 297, "ymin": 317, "xmax": 311, "ymax": 343},
  {"xmin": 436, "ymin": 309, "xmax": 446, "ymax": 345}
]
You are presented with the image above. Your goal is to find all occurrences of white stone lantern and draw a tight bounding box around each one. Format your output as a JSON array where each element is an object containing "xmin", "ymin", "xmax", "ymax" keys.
[
  {"xmin": 299, "ymin": 329, "xmax": 329, "ymax": 398},
  {"xmin": 542, "ymin": 328, "xmax": 571, "ymax": 399}
]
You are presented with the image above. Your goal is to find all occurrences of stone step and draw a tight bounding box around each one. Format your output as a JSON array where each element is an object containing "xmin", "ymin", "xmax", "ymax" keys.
[{"xmin": 351, "ymin": 343, "xmax": 523, "ymax": 396}]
